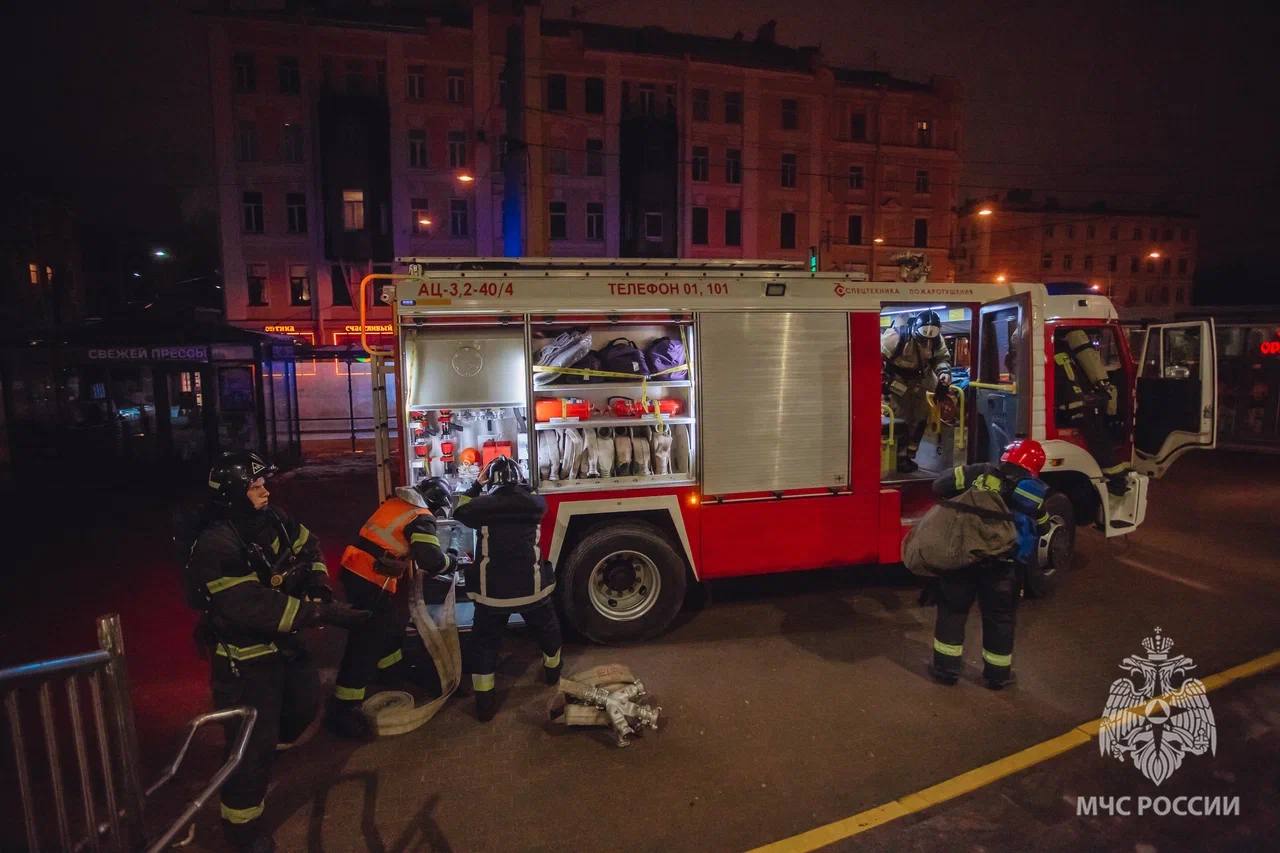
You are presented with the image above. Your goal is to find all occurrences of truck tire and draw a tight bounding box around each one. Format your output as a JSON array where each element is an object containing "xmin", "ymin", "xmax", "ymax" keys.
[
  {"xmin": 559, "ymin": 521, "xmax": 688, "ymax": 644},
  {"xmin": 1025, "ymin": 491, "xmax": 1075, "ymax": 600}
]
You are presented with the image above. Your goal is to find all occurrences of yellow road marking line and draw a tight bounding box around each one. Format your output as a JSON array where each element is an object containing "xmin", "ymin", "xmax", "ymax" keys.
[
  {"xmin": 746, "ymin": 647, "xmax": 1280, "ymax": 853},
  {"xmin": 1114, "ymin": 556, "xmax": 1221, "ymax": 595}
]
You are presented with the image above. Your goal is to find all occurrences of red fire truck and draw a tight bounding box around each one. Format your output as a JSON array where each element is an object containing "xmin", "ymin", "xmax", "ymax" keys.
[{"xmin": 361, "ymin": 260, "xmax": 1216, "ymax": 644}]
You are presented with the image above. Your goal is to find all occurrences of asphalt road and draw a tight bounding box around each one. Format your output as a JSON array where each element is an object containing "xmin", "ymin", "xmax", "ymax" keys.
[{"xmin": 3, "ymin": 449, "xmax": 1278, "ymax": 852}]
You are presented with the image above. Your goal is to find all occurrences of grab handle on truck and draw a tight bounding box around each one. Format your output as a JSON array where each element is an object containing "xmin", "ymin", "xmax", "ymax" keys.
[{"xmin": 358, "ymin": 274, "xmax": 413, "ymax": 356}]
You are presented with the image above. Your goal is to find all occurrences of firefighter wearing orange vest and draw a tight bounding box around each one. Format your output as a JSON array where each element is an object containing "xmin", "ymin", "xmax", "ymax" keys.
[{"xmin": 328, "ymin": 477, "xmax": 456, "ymax": 739}]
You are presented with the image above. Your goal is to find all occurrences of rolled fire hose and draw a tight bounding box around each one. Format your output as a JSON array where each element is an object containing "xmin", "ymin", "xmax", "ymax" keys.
[
  {"xmin": 651, "ymin": 426, "xmax": 673, "ymax": 475},
  {"xmin": 559, "ymin": 428, "xmax": 585, "ymax": 480},
  {"xmin": 359, "ymin": 569, "xmax": 462, "ymax": 736},
  {"xmin": 614, "ymin": 432, "xmax": 633, "ymax": 476},
  {"xmin": 596, "ymin": 427, "xmax": 615, "ymax": 477},
  {"xmin": 631, "ymin": 428, "xmax": 652, "ymax": 476},
  {"xmin": 550, "ymin": 663, "xmax": 661, "ymax": 748},
  {"xmin": 579, "ymin": 428, "xmax": 601, "ymax": 478}
]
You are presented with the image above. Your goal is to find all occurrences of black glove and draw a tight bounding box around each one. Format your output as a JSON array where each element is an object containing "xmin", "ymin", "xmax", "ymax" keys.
[
  {"xmin": 304, "ymin": 583, "xmax": 333, "ymax": 604},
  {"xmin": 316, "ymin": 602, "xmax": 373, "ymax": 630}
]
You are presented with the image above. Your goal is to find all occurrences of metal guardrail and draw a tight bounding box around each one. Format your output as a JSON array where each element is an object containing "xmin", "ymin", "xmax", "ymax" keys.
[{"xmin": 1, "ymin": 614, "xmax": 257, "ymax": 853}]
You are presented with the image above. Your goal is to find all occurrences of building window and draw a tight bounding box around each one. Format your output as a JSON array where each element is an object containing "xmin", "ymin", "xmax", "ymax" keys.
[
  {"xmin": 724, "ymin": 90, "xmax": 742, "ymax": 124},
  {"xmin": 725, "ymin": 209, "xmax": 741, "ymax": 247},
  {"xmin": 1042, "ymin": 252, "xmax": 1053, "ymax": 270},
  {"xmin": 376, "ymin": 61, "xmax": 386, "ymax": 94},
  {"xmin": 1162, "ymin": 257, "xmax": 1172, "ymax": 274},
  {"xmin": 781, "ymin": 153, "xmax": 797, "ymax": 188},
  {"xmin": 1149, "ymin": 227, "xmax": 1158, "ymax": 241},
  {"xmin": 780, "ymin": 212, "xmax": 796, "ymax": 249},
  {"xmin": 549, "ymin": 201, "xmax": 567, "ymax": 241},
  {"xmin": 450, "ymin": 199, "xmax": 468, "ymax": 236},
  {"xmin": 1177, "ymin": 258, "xmax": 1188, "ymax": 275},
  {"xmin": 547, "ymin": 74, "xmax": 567, "ymax": 111},
  {"xmin": 1163, "ymin": 227, "xmax": 1173, "ymax": 241},
  {"xmin": 407, "ymin": 65, "xmax": 426, "ymax": 100},
  {"xmin": 692, "ymin": 88, "xmax": 709, "ymax": 121},
  {"xmin": 645, "ymin": 212, "xmax": 663, "ymax": 241},
  {"xmin": 233, "ymin": 52, "xmax": 256, "ymax": 93},
  {"xmin": 586, "ymin": 139, "xmax": 604, "ymax": 176},
  {"xmin": 1145, "ymin": 284, "xmax": 1156, "ymax": 304},
  {"xmin": 550, "ymin": 148, "xmax": 569, "ymax": 175},
  {"xmin": 236, "ymin": 121, "xmax": 258, "ymax": 162},
  {"xmin": 1160, "ymin": 286, "xmax": 1170, "ymax": 304},
  {"xmin": 916, "ymin": 119, "xmax": 931, "ymax": 147},
  {"xmin": 1044, "ymin": 224, "xmax": 1055, "ymax": 238},
  {"xmin": 448, "ymin": 131, "xmax": 467, "ymax": 168},
  {"xmin": 1146, "ymin": 259, "xmax": 1156, "ymax": 274},
  {"xmin": 914, "ymin": 170, "xmax": 929, "ymax": 193},
  {"xmin": 913, "ymin": 218, "xmax": 929, "ymax": 249},
  {"xmin": 247, "ymin": 264, "xmax": 268, "ymax": 306},
  {"xmin": 637, "ymin": 84, "xmax": 656, "ymax": 116},
  {"xmin": 283, "ymin": 123, "xmax": 304, "ymax": 164},
  {"xmin": 1130, "ymin": 256, "xmax": 1139, "ymax": 273},
  {"xmin": 1110, "ymin": 226, "xmax": 1119, "ymax": 240},
  {"xmin": 781, "ymin": 98, "xmax": 798, "ymax": 130},
  {"xmin": 344, "ymin": 60, "xmax": 364, "ymax": 93},
  {"xmin": 343, "ymin": 190, "xmax": 364, "ymax": 231},
  {"xmin": 1065, "ymin": 224, "xmax": 1074, "ymax": 239},
  {"xmin": 1063, "ymin": 253, "xmax": 1074, "ymax": 271},
  {"xmin": 447, "ymin": 69, "xmax": 465, "ymax": 103},
  {"xmin": 1175, "ymin": 286, "xmax": 1185, "ymax": 303},
  {"xmin": 850, "ymin": 111, "xmax": 867, "ymax": 141},
  {"xmin": 1083, "ymin": 254, "xmax": 1093, "ymax": 271},
  {"xmin": 1086, "ymin": 224, "xmax": 1095, "ymax": 239},
  {"xmin": 242, "ymin": 191, "xmax": 264, "ymax": 233},
  {"xmin": 1125, "ymin": 287, "xmax": 1137, "ymax": 307},
  {"xmin": 411, "ymin": 198, "xmax": 430, "ymax": 235},
  {"xmin": 1133, "ymin": 227, "xmax": 1142, "ymax": 240},
  {"xmin": 586, "ymin": 202, "xmax": 604, "ymax": 241},
  {"xmin": 408, "ymin": 129, "xmax": 428, "ymax": 168},
  {"xmin": 289, "ymin": 265, "xmax": 310, "ymax": 306},
  {"xmin": 725, "ymin": 149, "xmax": 742, "ymax": 184},
  {"xmin": 28, "ymin": 263, "xmax": 39, "ymax": 284},
  {"xmin": 691, "ymin": 146, "xmax": 709, "ymax": 182},
  {"xmin": 1108, "ymin": 255, "xmax": 1118, "ymax": 272},
  {"xmin": 278, "ymin": 56, "xmax": 300, "ymax": 95},
  {"xmin": 1181, "ymin": 227, "xmax": 1191, "ymax": 241},
  {"xmin": 849, "ymin": 165, "xmax": 864, "ymax": 190},
  {"xmin": 960, "ymin": 227, "xmax": 967, "ymax": 243},
  {"xmin": 286, "ymin": 193, "xmax": 307, "ymax": 233},
  {"xmin": 585, "ymin": 77, "xmax": 604, "ymax": 114},
  {"xmin": 847, "ymin": 214, "xmax": 863, "ymax": 246},
  {"xmin": 691, "ymin": 207, "xmax": 709, "ymax": 245}
]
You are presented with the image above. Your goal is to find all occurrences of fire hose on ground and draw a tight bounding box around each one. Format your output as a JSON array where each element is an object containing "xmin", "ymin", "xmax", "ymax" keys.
[{"xmin": 548, "ymin": 663, "xmax": 662, "ymax": 747}]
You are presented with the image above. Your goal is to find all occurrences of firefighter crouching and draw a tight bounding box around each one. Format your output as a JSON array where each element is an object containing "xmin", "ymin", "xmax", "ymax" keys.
[
  {"xmin": 1055, "ymin": 329, "xmax": 1131, "ymax": 495},
  {"xmin": 453, "ymin": 456, "xmax": 563, "ymax": 722},
  {"xmin": 927, "ymin": 440, "xmax": 1051, "ymax": 690},
  {"xmin": 883, "ymin": 309, "xmax": 952, "ymax": 474},
  {"xmin": 329, "ymin": 476, "xmax": 458, "ymax": 739},
  {"xmin": 186, "ymin": 453, "xmax": 371, "ymax": 853}
]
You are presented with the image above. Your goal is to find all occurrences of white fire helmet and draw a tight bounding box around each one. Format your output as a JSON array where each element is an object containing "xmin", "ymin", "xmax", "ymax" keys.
[{"xmin": 914, "ymin": 310, "xmax": 942, "ymax": 340}]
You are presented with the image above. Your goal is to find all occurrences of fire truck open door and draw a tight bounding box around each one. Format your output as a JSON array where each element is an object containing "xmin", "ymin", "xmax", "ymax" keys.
[
  {"xmin": 1133, "ymin": 319, "xmax": 1217, "ymax": 478},
  {"xmin": 973, "ymin": 292, "xmax": 1033, "ymax": 463}
]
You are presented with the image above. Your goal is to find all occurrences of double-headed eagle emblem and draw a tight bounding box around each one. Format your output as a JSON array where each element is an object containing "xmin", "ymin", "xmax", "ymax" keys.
[{"xmin": 1099, "ymin": 628, "xmax": 1216, "ymax": 786}]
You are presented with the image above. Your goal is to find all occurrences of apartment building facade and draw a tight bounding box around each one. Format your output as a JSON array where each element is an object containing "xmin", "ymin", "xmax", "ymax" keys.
[
  {"xmin": 955, "ymin": 200, "xmax": 1197, "ymax": 319},
  {"xmin": 207, "ymin": 2, "xmax": 962, "ymax": 342}
]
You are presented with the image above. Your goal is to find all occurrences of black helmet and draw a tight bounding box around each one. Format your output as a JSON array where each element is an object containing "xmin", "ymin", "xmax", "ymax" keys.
[
  {"xmin": 482, "ymin": 455, "xmax": 522, "ymax": 491},
  {"xmin": 208, "ymin": 451, "xmax": 276, "ymax": 509},
  {"xmin": 913, "ymin": 310, "xmax": 942, "ymax": 340},
  {"xmin": 414, "ymin": 476, "xmax": 454, "ymax": 517}
]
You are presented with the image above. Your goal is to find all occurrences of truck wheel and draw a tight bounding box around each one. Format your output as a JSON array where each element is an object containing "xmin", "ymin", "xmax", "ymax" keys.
[
  {"xmin": 1026, "ymin": 491, "xmax": 1075, "ymax": 600},
  {"xmin": 559, "ymin": 521, "xmax": 688, "ymax": 644}
]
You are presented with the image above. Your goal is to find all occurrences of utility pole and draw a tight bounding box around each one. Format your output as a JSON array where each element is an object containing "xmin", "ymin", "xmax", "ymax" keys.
[{"xmin": 502, "ymin": 24, "xmax": 526, "ymax": 258}]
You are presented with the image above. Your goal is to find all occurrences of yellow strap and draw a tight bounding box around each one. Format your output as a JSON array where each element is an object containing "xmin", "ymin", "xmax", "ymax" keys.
[
  {"xmin": 969, "ymin": 381, "xmax": 1017, "ymax": 392},
  {"xmin": 215, "ymin": 643, "xmax": 278, "ymax": 661},
  {"xmin": 277, "ymin": 597, "xmax": 300, "ymax": 633},
  {"xmin": 377, "ymin": 649, "xmax": 403, "ymax": 670},
  {"xmin": 532, "ymin": 362, "xmax": 690, "ymax": 381},
  {"xmin": 934, "ymin": 639, "xmax": 964, "ymax": 657},
  {"xmin": 270, "ymin": 537, "xmax": 280, "ymax": 555},
  {"xmin": 954, "ymin": 467, "xmax": 965, "ymax": 491},
  {"xmin": 221, "ymin": 800, "xmax": 264, "ymax": 824},
  {"xmin": 311, "ymin": 561, "xmax": 328, "ymax": 573},
  {"xmin": 983, "ymin": 649, "xmax": 1012, "ymax": 667},
  {"xmin": 410, "ymin": 533, "xmax": 441, "ymax": 546},
  {"xmin": 292, "ymin": 526, "xmax": 310, "ymax": 553}
]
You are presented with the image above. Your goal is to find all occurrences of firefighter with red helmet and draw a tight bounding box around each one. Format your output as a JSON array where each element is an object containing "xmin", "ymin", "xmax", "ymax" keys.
[
  {"xmin": 328, "ymin": 476, "xmax": 459, "ymax": 739},
  {"xmin": 186, "ymin": 452, "xmax": 371, "ymax": 853},
  {"xmin": 926, "ymin": 440, "xmax": 1052, "ymax": 690},
  {"xmin": 453, "ymin": 456, "xmax": 563, "ymax": 722},
  {"xmin": 883, "ymin": 309, "xmax": 952, "ymax": 473}
]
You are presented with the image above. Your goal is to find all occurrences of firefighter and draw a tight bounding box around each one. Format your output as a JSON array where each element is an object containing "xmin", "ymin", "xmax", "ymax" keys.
[
  {"xmin": 1054, "ymin": 329, "xmax": 1130, "ymax": 495},
  {"xmin": 883, "ymin": 309, "xmax": 952, "ymax": 473},
  {"xmin": 453, "ymin": 456, "xmax": 562, "ymax": 722},
  {"xmin": 187, "ymin": 452, "xmax": 371, "ymax": 853},
  {"xmin": 926, "ymin": 439, "xmax": 1051, "ymax": 690},
  {"xmin": 329, "ymin": 476, "xmax": 458, "ymax": 739}
]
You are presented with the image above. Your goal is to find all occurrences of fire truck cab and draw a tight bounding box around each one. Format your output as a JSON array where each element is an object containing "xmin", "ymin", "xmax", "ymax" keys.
[{"xmin": 370, "ymin": 259, "xmax": 1216, "ymax": 644}]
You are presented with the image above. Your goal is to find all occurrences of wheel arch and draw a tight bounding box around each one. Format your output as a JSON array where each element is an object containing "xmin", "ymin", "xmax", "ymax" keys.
[{"xmin": 549, "ymin": 496, "xmax": 698, "ymax": 580}]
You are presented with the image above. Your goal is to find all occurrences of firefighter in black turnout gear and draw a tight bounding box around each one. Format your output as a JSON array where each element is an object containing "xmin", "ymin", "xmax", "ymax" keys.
[
  {"xmin": 328, "ymin": 476, "xmax": 458, "ymax": 739},
  {"xmin": 453, "ymin": 456, "xmax": 563, "ymax": 722},
  {"xmin": 185, "ymin": 452, "xmax": 371, "ymax": 853},
  {"xmin": 927, "ymin": 440, "xmax": 1051, "ymax": 691},
  {"xmin": 1054, "ymin": 328, "xmax": 1131, "ymax": 495}
]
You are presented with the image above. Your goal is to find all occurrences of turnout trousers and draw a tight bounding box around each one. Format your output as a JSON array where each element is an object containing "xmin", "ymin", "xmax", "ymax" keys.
[
  {"xmin": 334, "ymin": 570, "xmax": 405, "ymax": 705},
  {"xmin": 211, "ymin": 648, "xmax": 319, "ymax": 832},
  {"xmin": 467, "ymin": 597, "xmax": 563, "ymax": 692},
  {"xmin": 932, "ymin": 559, "xmax": 1018, "ymax": 684}
]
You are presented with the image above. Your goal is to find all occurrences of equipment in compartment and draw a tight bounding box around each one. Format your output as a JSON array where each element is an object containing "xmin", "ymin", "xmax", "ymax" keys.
[
  {"xmin": 535, "ymin": 424, "xmax": 690, "ymax": 481},
  {"xmin": 533, "ymin": 330, "xmax": 593, "ymax": 387},
  {"xmin": 535, "ymin": 398, "xmax": 593, "ymax": 422}
]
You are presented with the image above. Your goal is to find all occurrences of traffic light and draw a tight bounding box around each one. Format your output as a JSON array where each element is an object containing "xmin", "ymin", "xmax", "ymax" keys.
[{"xmin": 808, "ymin": 246, "xmax": 818, "ymax": 272}]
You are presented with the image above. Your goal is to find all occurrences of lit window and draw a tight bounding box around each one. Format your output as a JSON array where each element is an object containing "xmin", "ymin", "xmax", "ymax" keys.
[
  {"xmin": 343, "ymin": 190, "xmax": 364, "ymax": 231},
  {"xmin": 916, "ymin": 119, "xmax": 931, "ymax": 147},
  {"xmin": 289, "ymin": 265, "xmax": 310, "ymax": 306},
  {"xmin": 29, "ymin": 263, "xmax": 40, "ymax": 284}
]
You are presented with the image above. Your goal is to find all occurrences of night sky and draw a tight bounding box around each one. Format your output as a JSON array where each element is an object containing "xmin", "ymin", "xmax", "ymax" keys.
[{"xmin": 6, "ymin": 0, "xmax": 1278, "ymax": 301}]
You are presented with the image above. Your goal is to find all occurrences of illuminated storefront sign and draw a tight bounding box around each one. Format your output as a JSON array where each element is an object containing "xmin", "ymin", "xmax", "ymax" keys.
[
  {"xmin": 80, "ymin": 346, "xmax": 209, "ymax": 361},
  {"xmin": 1261, "ymin": 341, "xmax": 1280, "ymax": 356}
]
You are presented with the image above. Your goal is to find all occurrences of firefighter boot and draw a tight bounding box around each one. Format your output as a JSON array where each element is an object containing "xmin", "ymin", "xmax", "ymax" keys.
[
  {"xmin": 926, "ymin": 663, "xmax": 959, "ymax": 686},
  {"xmin": 475, "ymin": 688, "xmax": 498, "ymax": 722},
  {"xmin": 222, "ymin": 819, "xmax": 275, "ymax": 853},
  {"xmin": 1107, "ymin": 475, "xmax": 1130, "ymax": 497},
  {"xmin": 324, "ymin": 698, "xmax": 374, "ymax": 741},
  {"xmin": 897, "ymin": 456, "xmax": 920, "ymax": 474},
  {"xmin": 543, "ymin": 650, "xmax": 563, "ymax": 686}
]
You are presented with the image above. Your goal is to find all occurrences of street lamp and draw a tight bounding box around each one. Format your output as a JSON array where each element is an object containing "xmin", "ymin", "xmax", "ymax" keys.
[
  {"xmin": 418, "ymin": 217, "xmax": 432, "ymax": 227},
  {"xmin": 996, "ymin": 274, "xmax": 1006, "ymax": 283},
  {"xmin": 456, "ymin": 173, "xmax": 475, "ymax": 183},
  {"xmin": 1148, "ymin": 251, "xmax": 1160, "ymax": 259},
  {"xmin": 152, "ymin": 249, "xmax": 168, "ymax": 259},
  {"xmin": 873, "ymin": 237, "xmax": 884, "ymax": 244},
  {"xmin": 978, "ymin": 208, "xmax": 993, "ymax": 216}
]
